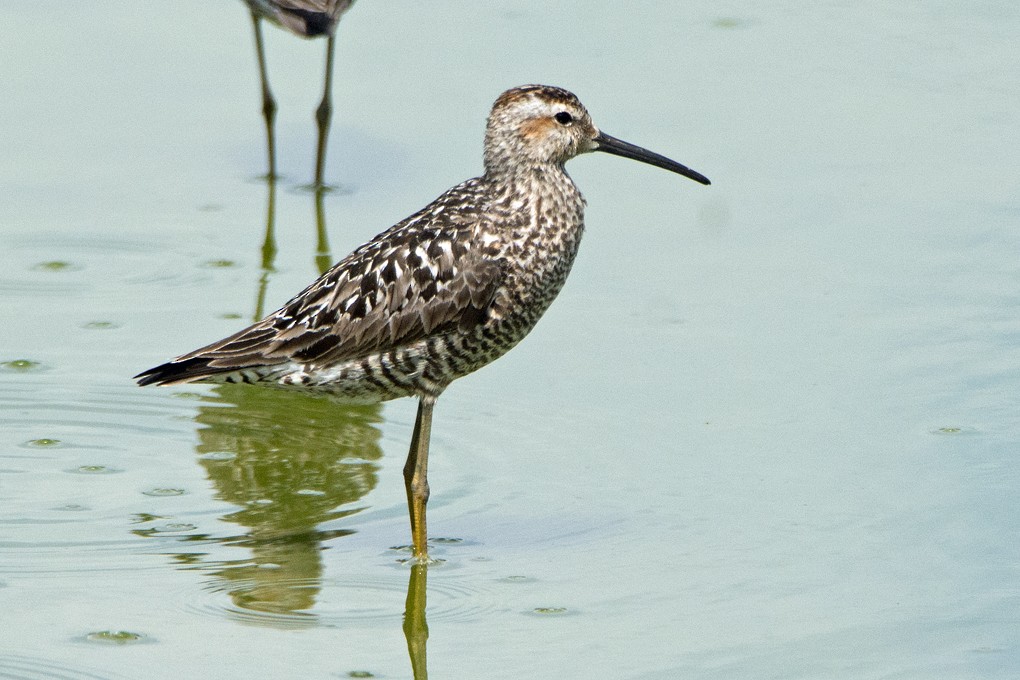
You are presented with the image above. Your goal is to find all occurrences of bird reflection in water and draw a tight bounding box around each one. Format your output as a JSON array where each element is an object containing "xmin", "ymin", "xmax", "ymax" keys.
[
  {"xmin": 242, "ymin": 2, "xmax": 354, "ymax": 315},
  {"xmin": 403, "ymin": 563, "xmax": 429, "ymax": 679},
  {"xmin": 253, "ymin": 173, "xmax": 334, "ymax": 320},
  {"xmin": 154, "ymin": 385, "xmax": 430, "ymax": 676},
  {"xmin": 186, "ymin": 383, "xmax": 382, "ymax": 617}
]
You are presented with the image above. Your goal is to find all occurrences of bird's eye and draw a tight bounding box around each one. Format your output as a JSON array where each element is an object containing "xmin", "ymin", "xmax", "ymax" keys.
[{"xmin": 554, "ymin": 111, "xmax": 574, "ymax": 125}]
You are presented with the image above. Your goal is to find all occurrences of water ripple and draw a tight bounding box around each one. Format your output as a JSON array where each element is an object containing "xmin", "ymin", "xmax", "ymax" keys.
[
  {"xmin": 0, "ymin": 538, "xmax": 167, "ymax": 577},
  {"xmin": 0, "ymin": 654, "xmax": 124, "ymax": 680},
  {"xmin": 179, "ymin": 569, "xmax": 503, "ymax": 629},
  {"xmin": 0, "ymin": 382, "xmax": 191, "ymax": 439}
]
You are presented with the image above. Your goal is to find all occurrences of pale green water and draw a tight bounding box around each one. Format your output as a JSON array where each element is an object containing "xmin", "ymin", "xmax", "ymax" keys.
[{"xmin": 2, "ymin": 1, "xmax": 1019, "ymax": 678}]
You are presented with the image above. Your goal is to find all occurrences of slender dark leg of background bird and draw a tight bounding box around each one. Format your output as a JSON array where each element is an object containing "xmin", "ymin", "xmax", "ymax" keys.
[
  {"xmin": 403, "ymin": 398, "xmax": 435, "ymax": 561},
  {"xmin": 313, "ymin": 34, "xmax": 336, "ymax": 188},
  {"xmin": 403, "ymin": 563, "xmax": 429, "ymax": 679},
  {"xmin": 250, "ymin": 12, "xmax": 278, "ymax": 180},
  {"xmin": 313, "ymin": 187, "xmax": 332, "ymax": 274}
]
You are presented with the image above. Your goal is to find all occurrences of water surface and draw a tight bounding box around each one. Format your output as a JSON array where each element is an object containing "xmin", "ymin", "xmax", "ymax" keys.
[{"xmin": 1, "ymin": 1, "xmax": 1018, "ymax": 678}]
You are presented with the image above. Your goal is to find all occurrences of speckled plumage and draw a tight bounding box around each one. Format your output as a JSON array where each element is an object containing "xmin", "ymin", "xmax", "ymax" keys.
[
  {"xmin": 137, "ymin": 84, "xmax": 710, "ymax": 560},
  {"xmin": 137, "ymin": 86, "xmax": 593, "ymax": 399}
]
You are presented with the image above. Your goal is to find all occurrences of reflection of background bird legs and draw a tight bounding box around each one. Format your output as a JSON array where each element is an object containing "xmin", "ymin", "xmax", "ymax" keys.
[
  {"xmin": 255, "ymin": 174, "xmax": 278, "ymax": 320},
  {"xmin": 403, "ymin": 563, "xmax": 429, "ymax": 680},
  {"xmin": 252, "ymin": 178, "xmax": 333, "ymax": 320},
  {"xmin": 314, "ymin": 186, "xmax": 332, "ymax": 274},
  {"xmin": 246, "ymin": 3, "xmax": 346, "ymax": 188}
]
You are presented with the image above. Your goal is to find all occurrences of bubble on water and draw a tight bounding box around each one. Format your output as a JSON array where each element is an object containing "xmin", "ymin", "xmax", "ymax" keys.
[
  {"xmin": 55, "ymin": 503, "xmax": 89, "ymax": 512},
  {"xmin": 84, "ymin": 630, "xmax": 147, "ymax": 645},
  {"xmin": 33, "ymin": 260, "xmax": 81, "ymax": 272},
  {"xmin": 1, "ymin": 359, "xmax": 45, "ymax": 372},
  {"xmin": 201, "ymin": 259, "xmax": 237, "ymax": 269},
  {"xmin": 530, "ymin": 607, "xmax": 569, "ymax": 616},
  {"xmin": 24, "ymin": 438, "xmax": 62, "ymax": 448},
  {"xmin": 68, "ymin": 465, "xmax": 123, "ymax": 475},
  {"xmin": 501, "ymin": 575, "xmax": 536, "ymax": 584},
  {"xmin": 142, "ymin": 488, "xmax": 186, "ymax": 497}
]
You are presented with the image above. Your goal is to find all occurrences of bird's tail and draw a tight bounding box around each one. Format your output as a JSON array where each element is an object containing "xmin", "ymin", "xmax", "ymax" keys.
[{"xmin": 134, "ymin": 357, "xmax": 225, "ymax": 387}]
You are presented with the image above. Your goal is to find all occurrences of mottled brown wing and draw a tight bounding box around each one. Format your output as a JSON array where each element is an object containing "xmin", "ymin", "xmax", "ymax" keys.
[
  {"xmin": 136, "ymin": 193, "xmax": 509, "ymax": 386},
  {"xmin": 255, "ymin": 231, "xmax": 505, "ymax": 368}
]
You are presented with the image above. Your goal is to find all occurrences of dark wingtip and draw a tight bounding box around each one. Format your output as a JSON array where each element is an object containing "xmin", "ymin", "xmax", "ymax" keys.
[
  {"xmin": 134, "ymin": 362, "xmax": 177, "ymax": 387},
  {"xmin": 134, "ymin": 369, "xmax": 160, "ymax": 387},
  {"xmin": 134, "ymin": 358, "xmax": 215, "ymax": 387}
]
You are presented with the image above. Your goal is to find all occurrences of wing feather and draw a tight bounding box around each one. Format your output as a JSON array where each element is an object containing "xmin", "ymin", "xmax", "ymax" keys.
[{"xmin": 135, "ymin": 179, "xmax": 510, "ymax": 386}]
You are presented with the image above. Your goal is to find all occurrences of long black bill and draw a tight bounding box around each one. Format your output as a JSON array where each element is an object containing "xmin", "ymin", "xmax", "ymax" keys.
[{"xmin": 594, "ymin": 132, "xmax": 711, "ymax": 185}]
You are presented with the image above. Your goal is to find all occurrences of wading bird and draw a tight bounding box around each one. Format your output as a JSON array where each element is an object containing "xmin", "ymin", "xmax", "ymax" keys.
[
  {"xmin": 137, "ymin": 84, "xmax": 710, "ymax": 562},
  {"xmin": 244, "ymin": 0, "xmax": 354, "ymax": 186}
]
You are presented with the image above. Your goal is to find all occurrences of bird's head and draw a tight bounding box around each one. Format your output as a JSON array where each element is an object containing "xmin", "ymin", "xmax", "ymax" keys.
[{"xmin": 484, "ymin": 84, "xmax": 710, "ymax": 185}]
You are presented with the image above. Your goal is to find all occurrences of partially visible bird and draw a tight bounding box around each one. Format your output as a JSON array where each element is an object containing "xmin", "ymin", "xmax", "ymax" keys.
[
  {"xmin": 243, "ymin": 0, "xmax": 355, "ymax": 186},
  {"xmin": 137, "ymin": 84, "xmax": 710, "ymax": 562}
]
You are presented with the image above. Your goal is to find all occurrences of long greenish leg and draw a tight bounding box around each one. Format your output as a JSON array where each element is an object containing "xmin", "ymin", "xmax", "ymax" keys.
[{"xmin": 403, "ymin": 398, "xmax": 435, "ymax": 562}]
